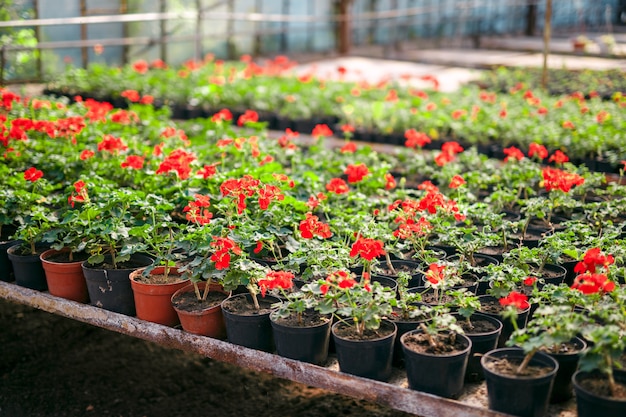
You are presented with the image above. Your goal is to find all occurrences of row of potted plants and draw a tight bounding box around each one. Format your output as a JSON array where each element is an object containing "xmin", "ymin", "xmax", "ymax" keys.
[
  {"xmin": 1, "ymin": 86, "xmax": 625, "ymax": 416},
  {"xmin": 43, "ymin": 56, "xmax": 626, "ymax": 171}
]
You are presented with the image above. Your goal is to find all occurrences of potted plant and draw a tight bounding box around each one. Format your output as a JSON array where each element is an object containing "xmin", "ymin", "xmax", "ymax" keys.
[
  {"xmin": 79, "ymin": 186, "xmax": 153, "ymax": 315},
  {"xmin": 6, "ymin": 168, "xmax": 59, "ymax": 290},
  {"xmin": 128, "ymin": 194, "xmax": 190, "ymax": 326},
  {"xmin": 263, "ymin": 270, "xmax": 332, "ymax": 365},
  {"xmin": 400, "ymin": 309, "xmax": 472, "ymax": 399},
  {"xmin": 318, "ymin": 261, "xmax": 397, "ymax": 381},
  {"xmin": 568, "ymin": 248, "xmax": 626, "ymax": 416}
]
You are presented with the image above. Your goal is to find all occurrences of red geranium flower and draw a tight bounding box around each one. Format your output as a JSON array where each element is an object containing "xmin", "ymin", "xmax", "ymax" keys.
[
  {"xmin": 326, "ymin": 178, "xmax": 350, "ymax": 194},
  {"xmin": 499, "ymin": 291, "xmax": 529, "ymax": 310},
  {"xmin": 345, "ymin": 163, "xmax": 369, "ymax": 183},
  {"xmin": 237, "ymin": 110, "xmax": 259, "ymax": 126},
  {"xmin": 340, "ymin": 141, "xmax": 357, "ymax": 153},
  {"xmin": 120, "ymin": 155, "xmax": 144, "ymax": 170},
  {"xmin": 528, "ymin": 142, "xmax": 548, "ymax": 159},
  {"xmin": 24, "ymin": 167, "xmax": 43, "ymax": 182},
  {"xmin": 311, "ymin": 124, "xmax": 333, "ymax": 138},
  {"xmin": 404, "ymin": 129, "xmax": 431, "ymax": 149},
  {"xmin": 548, "ymin": 150, "xmax": 569, "ymax": 164},
  {"xmin": 571, "ymin": 273, "xmax": 615, "ymax": 295},
  {"xmin": 349, "ymin": 237, "xmax": 385, "ymax": 261},
  {"xmin": 449, "ymin": 175, "xmax": 465, "ymax": 189},
  {"xmin": 425, "ymin": 263, "xmax": 446, "ymax": 285},
  {"xmin": 258, "ymin": 271, "xmax": 295, "ymax": 297},
  {"xmin": 299, "ymin": 213, "xmax": 332, "ymax": 239}
]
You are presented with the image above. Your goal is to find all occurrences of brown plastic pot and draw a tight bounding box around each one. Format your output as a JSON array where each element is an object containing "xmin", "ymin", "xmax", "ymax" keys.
[
  {"xmin": 130, "ymin": 266, "xmax": 189, "ymax": 326},
  {"xmin": 171, "ymin": 282, "xmax": 229, "ymax": 338},
  {"xmin": 40, "ymin": 248, "xmax": 89, "ymax": 303}
]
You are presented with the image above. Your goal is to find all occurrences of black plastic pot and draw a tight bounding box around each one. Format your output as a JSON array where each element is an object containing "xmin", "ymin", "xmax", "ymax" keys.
[
  {"xmin": 481, "ymin": 348, "xmax": 558, "ymax": 417},
  {"xmin": 82, "ymin": 254, "xmax": 153, "ymax": 315},
  {"xmin": 458, "ymin": 313, "xmax": 503, "ymax": 382},
  {"xmin": 401, "ymin": 330, "xmax": 471, "ymax": 399},
  {"xmin": 270, "ymin": 311, "xmax": 331, "ymax": 365},
  {"xmin": 332, "ymin": 319, "xmax": 397, "ymax": 382},
  {"xmin": 477, "ymin": 295, "xmax": 530, "ymax": 348},
  {"xmin": 7, "ymin": 244, "xmax": 48, "ymax": 291},
  {"xmin": 0, "ymin": 234, "xmax": 20, "ymax": 282},
  {"xmin": 573, "ymin": 371, "xmax": 626, "ymax": 417},
  {"xmin": 221, "ymin": 293, "xmax": 279, "ymax": 353},
  {"xmin": 548, "ymin": 337, "xmax": 586, "ymax": 403}
]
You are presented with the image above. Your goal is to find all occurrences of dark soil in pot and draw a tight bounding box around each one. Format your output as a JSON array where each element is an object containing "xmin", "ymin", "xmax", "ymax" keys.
[
  {"xmin": 271, "ymin": 310, "xmax": 329, "ymax": 327},
  {"xmin": 402, "ymin": 331, "xmax": 467, "ymax": 355},
  {"xmin": 332, "ymin": 321, "xmax": 395, "ymax": 341},
  {"xmin": 576, "ymin": 375, "xmax": 626, "ymax": 399},
  {"xmin": 482, "ymin": 355, "xmax": 554, "ymax": 378},
  {"xmin": 221, "ymin": 294, "xmax": 275, "ymax": 316},
  {"xmin": 42, "ymin": 250, "xmax": 90, "ymax": 263},
  {"xmin": 171, "ymin": 289, "xmax": 228, "ymax": 313}
]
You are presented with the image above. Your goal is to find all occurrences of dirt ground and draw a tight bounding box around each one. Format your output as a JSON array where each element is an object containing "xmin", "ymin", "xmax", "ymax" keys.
[{"xmin": 0, "ymin": 299, "xmax": 415, "ymax": 417}]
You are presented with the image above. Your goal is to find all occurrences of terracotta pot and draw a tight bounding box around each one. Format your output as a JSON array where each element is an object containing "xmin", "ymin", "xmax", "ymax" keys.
[
  {"xmin": 130, "ymin": 266, "xmax": 189, "ymax": 326},
  {"xmin": 40, "ymin": 248, "xmax": 89, "ymax": 303},
  {"xmin": 171, "ymin": 282, "xmax": 229, "ymax": 338}
]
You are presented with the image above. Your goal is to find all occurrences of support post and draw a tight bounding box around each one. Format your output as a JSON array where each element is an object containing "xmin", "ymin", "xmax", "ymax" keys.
[
  {"xmin": 337, "ymin": 0, "xmax": 353, "ymax": 55},
  {"xmin": 80, "ymin": 0, "xmax": 87, "ymax": 68},
  {"xmin": 541, "ymin": 0, "xmax": 552, "ymax": 90}
]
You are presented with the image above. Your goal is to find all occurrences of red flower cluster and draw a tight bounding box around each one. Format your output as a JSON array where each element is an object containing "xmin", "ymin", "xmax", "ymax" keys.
[
  {"xmin": 220, "ymin": 175, "xmax": 260, "ymax": 214},
  {"xmin": 311, "ymin": 124, "xmax": 333, "ymax": 138},
  {"xmin": 257, "ymin": 184, "xmax": 284, "ymax": 210},
  {"xmin": 340, "ymin": 141, "xmax": 357, "ymax": 153},
  {"xmin": 97, "ymin": 134, "xmax": 128, "ymax": 154},
  {"xmin": 211, "ymin": 108, "xmax": 233, "ymax": 122},
  {"xmin": 435, "ymin": 141, "xmax": 464, "ymax": 166},
  {"xmin": 393, "ymin": 216, "xmax": 432, "ymax": 240},
  {"xmin": 344, "ymin": 163, "xmax": 369, "ymax": 183},
  {"xmin": 156, "ymin": 148, "xmax": 197, "ymax": 180},
  {"xmin": 183, "ymin": 194, "xmax": 213, "ymax": 225},
  {"xmin": 326, "ymin": 178, "xmax": 350, "ymax": 195},
  {"xmin": 68, "ymin": 180, "xmax": 88, "ymax": 207},
  {"xmin": 449, "ymin": 175, "xmax": 465, "ymax": 189},
  {"xmin": 384, "ymin": 172, "xmax": 396, "ymax": 190},
  {"xmin": 237, "ymin": 110, "xmax": 259, "ymax": 126},
  {"xmin": 542, "ymin": 167, "xmax": 585, "ymax": 193},
  {"xmin": 571, "ymin": 273, "xmax": 616, "ymax": 294},
  {"xmin": 197, "ymin": 164, "xmax": 218, "ymax": 179},
  {"xmin": 258, "ymin": 271, "xmax": 294, "ymax": 297},
  {"xmin": 499, "ymin": 291, "xmax": 529, "ymax": 310},
  {"xmin": 210, "ymin": 237, "xmax": 242, "ymax": 270},
  {"xmin": 528, "ymin": 143, "xmax": 548, "ymax": 159},
  {"xmin": 24, "ymin": 167, "xmax": 43, "ymax": 182},
  {"xmin": 299, "ymin": 213, "xmax": 332, "ymax": 239},
  {"xmin": 573, "ymin": 248, "xmax": 614, "ymax": 274},
  {"xmin": 571, "ymin": 245, "xmax": 616, "ymax": 294},
  {"xmin": 404, "ymin": 129, "xmax": 431, "ymax": 149},
  {"xmin": 349, "ymin": 237, "xmax": 385, "ymax": 261},
  {"xmin": 306, "ymin": 192, "xmax": 327, "ymax": 209},
  {"xmin": 548, "ymin": 150, "xmax": 569, "ymax": 164},
  {"xmin": 120, "ymin": 155, "xmax": 144, "ymax": 170},
  {"xmin": 503, "ymin": 146, "xmax": 525, "ymax": 162},
  {"xmin": 425, "ymin": 263, "xmax": 446, "ymax": 285},
  {"xmin": 320, "ymin": 270, "xmax": 358, "ymax": 295}
]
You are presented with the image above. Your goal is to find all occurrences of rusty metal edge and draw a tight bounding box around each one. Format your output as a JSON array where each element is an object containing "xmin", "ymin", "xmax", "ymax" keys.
[{"xmin": 0, "ymin": 281, "xmax": 511, "ymax": 417}]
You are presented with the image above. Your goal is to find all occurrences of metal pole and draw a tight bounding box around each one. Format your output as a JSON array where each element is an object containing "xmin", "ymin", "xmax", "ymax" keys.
[
  {"xmin": 542, "ymin": 0, "xmax": 552, "ymax": 90},
  {"xmin": 226, "ymin": 0, "xmax": 234, "ymax": 59},
  {"xmin": 281, "ymin": 0, "xmax": 289, "ymax": 53},
  {"xmin": 526, "ymin": 0, "xmax": 536, "ymax": 36},
  {"xmin": 160, "ymin": 0, "xmax": 167, "ymax": 62},
  {"xmin": 337, "ymin": 0, "xmax": 353, "ymax": 54},
  {"xmin": 195, "ymin": 0, "xmax": 203, "ymax": 60},
  {"xmin": 0, "ymin": 45, "xmax": 6, "ymax": 86},
  {"xmin": 80, "ymin": 0, "xmax": 88, "ymax": 68},
  {"xmin": 121, "ymin": 0, "xmax": 129, "ymax": 66}
]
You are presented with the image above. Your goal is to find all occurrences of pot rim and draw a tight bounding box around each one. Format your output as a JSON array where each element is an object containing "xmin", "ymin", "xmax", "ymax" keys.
[{"xmin": 481, "ymin": 347, "xmax": 559, "ymax": 380}]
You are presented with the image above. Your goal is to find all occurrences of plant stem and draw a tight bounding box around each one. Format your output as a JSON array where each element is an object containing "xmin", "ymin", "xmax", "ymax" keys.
[
  {"xmin": 193, "ymin": 282, "xmax": 202, "ymax": 300},
  {"xmin": 419, "ymin": 323, "xmax": 438, "ymax": 349},
  {"xmin": 516, "ymin": 348, "xmax": 537, "ymax": 374},
  {"xmin": 606, "ymin": 353, "xmax": 617, "ymax": 397}
]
